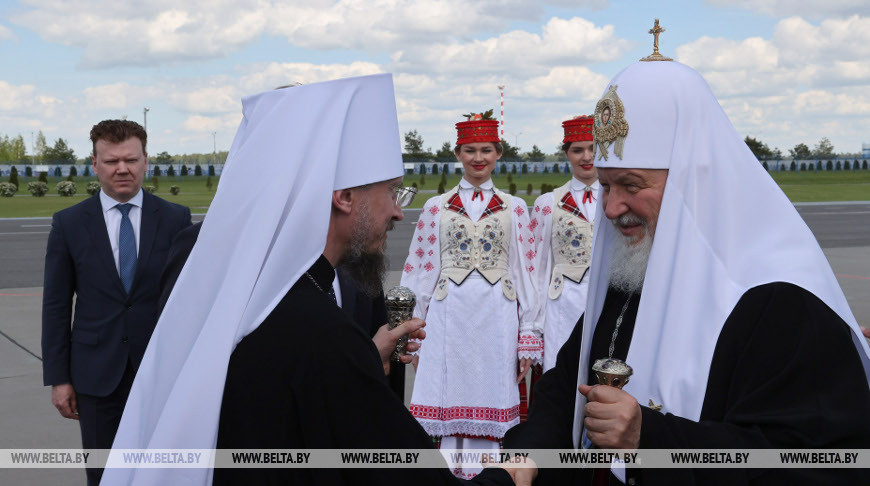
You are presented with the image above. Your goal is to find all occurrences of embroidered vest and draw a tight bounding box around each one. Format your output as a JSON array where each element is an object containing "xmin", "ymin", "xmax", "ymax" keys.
[
  {"xmin": 434, "ymin": 186, "xmax": 516, "ymax": 301},
  {"xmin": 548, "ymin": 181, "xmax": 594, "ymax": 299}
]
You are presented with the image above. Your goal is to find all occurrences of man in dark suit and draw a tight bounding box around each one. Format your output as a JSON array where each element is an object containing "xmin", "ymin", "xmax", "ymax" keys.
[
  {"xmin": 41, "ymin": 119, "xmax": 191, "ymax": 485},
  {"xmin": 157, "ymin": 221, "xmax": 406, "ymax": 398}
]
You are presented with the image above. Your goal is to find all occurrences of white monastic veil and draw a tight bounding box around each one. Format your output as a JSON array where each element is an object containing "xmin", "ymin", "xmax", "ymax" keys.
[
  {"xmin": 102, "ymin": 73, "xmax": 404, "ymax": 485},
  {"xmin": 573, "ymin": 61, "xmax": 870, "ymax": 448}
]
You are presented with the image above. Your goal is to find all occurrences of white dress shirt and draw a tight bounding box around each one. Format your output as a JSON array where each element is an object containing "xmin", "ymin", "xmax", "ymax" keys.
[
  {"xmin": 570, "ymin": 178, "xmax": 600, "ymax": 222},
  {"xmin": 99, "ymin": 189, "xmax": 143, "ymax": 275},
  {"xmin": 332, "ymin": 269, "xmax": 343, "ymax": 308},
  {"xmin": 457, "ymin": 178, "xmax": 495, "ymax": 222}
]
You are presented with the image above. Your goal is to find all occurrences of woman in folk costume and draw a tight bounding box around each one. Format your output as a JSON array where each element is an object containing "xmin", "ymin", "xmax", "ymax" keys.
[
  {"xmin": 530, "ymin": 115, "xmax": 599, "ymax": 373},
  {"xmin": 401, "ymin": 111, "xmax": 542, "ymax": 478}
]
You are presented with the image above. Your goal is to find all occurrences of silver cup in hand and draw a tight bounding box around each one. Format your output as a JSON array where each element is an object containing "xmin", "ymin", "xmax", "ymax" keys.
[{"xmin": 385, "ymin": 286, "xmax": 416, "ymax": 362}]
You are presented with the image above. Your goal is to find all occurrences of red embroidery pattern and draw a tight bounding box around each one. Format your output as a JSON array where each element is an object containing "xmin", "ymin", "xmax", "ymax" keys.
[
  {"xmin": 428, "ymin": 250, "xmax": 434, "ymax": 256},
  {"xmin": 429, "ymin": 205, "xmax": 440, "ymax": 216},
  {"xmin": 410, "ymin": 404, "xmax": 520, "ymax": 423},
  {"xmin": 424, "ymin": 262, "xmax": 435, "ymax": 272},
  {"xmin": 542, "ymin": 206, "xmax": 552, "ymax": 216},
  {"xmin": 403, "ymin": 263, "xmax": 414, "ymax": 273},
  {"xmin": 525, "ymin": 250, "xmax": 535, "ymax": 260},
  {"xmin": 528, "ymin": 236, "xmax": 535, "ymax": 244},
  {"xmin": 558, "ymin": 192, "xmax": 589, "ymax": 221},
  {"xmin": 518, "ymin": 334, "xmax": 543, "ymax": 353},
  {"xmin": 427, "ymin": 234, "xmax": 437, "ymax": 244},
  {"xmin": 415, "ymin": 248, "xmax": 425, "ymax": 258},
  {"xmin": 514, "ymin": 206, "xmax": 525, "ymax": 216},
  {"xmin": 528, "ymin": 218, "xmax": 538, "ymax": 232},
  {"xmin": 417, "ymin": 220, "xmax": 425, "ymax": 230},
  {"xmin": 430, "ymin": 221, "xmax": 436, "ymax": 228},
  {"xmin": 534, "ymin": 205, "xmax": 541, "ymax": 213},
  {"xmin": 527, "ymin": 265, "xmax": 535, "ymax": 273},
  {"xmin": 417, "ymin": 235, "xmax": 423, "ymax": 242}
]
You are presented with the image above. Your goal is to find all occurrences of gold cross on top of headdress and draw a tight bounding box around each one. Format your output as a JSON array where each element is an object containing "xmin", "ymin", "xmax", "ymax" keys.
[{"xmin": 641, "ymin": 18, "xmax": 673, "ymax": 62}]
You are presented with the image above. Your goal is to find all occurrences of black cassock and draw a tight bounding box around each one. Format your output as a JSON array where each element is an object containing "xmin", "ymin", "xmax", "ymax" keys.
[
  {"xmin": 505, "ymin": 282, "xmax": 870, "ymax": 485},
  {"xmin": 213, "ymin": 255, "xmax": 513, "ymax": 485},
  {"xmin": 158, "ymin": 222, "xmax": 406, "ymax": 399}
]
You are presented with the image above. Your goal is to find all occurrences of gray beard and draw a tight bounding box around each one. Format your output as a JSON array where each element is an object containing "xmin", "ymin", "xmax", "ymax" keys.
[
  {"xmin": 341, "ymin": 201, "xmax": 389, "ymax": 298},
  {"xmin": 607, "ymin": 214, "xmax": 653, "ymax": 294}
]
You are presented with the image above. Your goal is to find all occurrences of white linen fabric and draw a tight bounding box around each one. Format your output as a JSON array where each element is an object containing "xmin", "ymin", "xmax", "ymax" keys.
[
  {"xmin": 530, "ymin": 180, "xmax": 597, "ymax": 372},
  {"xmin": 99, "ymin": 189, "xmax": 143, "ymax": 273},
  {"xmin": 569, "ymin": 178, "xmax": 599, "ymax": 223},
  {"xmin": 572, "ymin": 61, "xmax": 870, "ymax": 448},
  {"xmin": 103, "ymin": 73, "xmax": 404, "ymax": 486},
  {"xmin": 401, "ymin": 183, "xmax": 541, "ymax": 439}
]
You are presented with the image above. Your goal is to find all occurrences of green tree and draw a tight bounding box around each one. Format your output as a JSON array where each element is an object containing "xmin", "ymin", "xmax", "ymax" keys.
[
  {"xmin": 789, "ymin": 143, "xmax": 811, "ymax": 160},
  {"xmin": 38, "ymin": 171, "xmax": 48, "ymax": 183},
  {"xmin": 194, "ymin": 165, "xmax": 203, "ymax": 176},
  {"xmin": 34, "ymin": 131, "xmax": 48, "ymax": 164},
  {"xmin": 435, "ymin": 142, "xmax": 454, "ymax": 161},
  {"xmin": 813, "ymin": 137, "xmax": 835, "ymax": 158},
  {"xmin": 500, "ymin": 138, "xmax": 521, "ymax": 160},
  {"xmin": 744, "ymin": 136, "xmax": 773, "ymax": 159},
  {"xmin": 12, "ymin": 135, "xmax": 27, "ymax": 163},
  {"xmin": 9, "ymin": 166, "xmax": 19, "ymax": 188},
  {"xmin": 44, "ymin": 138, "xmax": 76, "ymax": 164},
  {"xmin": 154, "ymin": 151, "xmax": 173, "ymax": 165},
  {"xmin": 181, "ymin": 164, "xmax": 189, "ymax": 176},
  {"xmin": 526, "ymin": 145, "xmax": 545, "ymax": 161},
  {"xmin": 404, "ymin": 130, "xmax": 424, "ymax": 154},
  {"xmin": 167, "ymin": 165, "xmax": 176, "ymax": 176},
  {"xmin": 402, "ymin": 130, "xmax": 432, "ymax": 161}
]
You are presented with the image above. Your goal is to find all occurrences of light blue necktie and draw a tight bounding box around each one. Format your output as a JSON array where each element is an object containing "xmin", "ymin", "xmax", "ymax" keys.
[{"xmin": 116, "ymin": 203, "xmax": 137, "ymax": 294}]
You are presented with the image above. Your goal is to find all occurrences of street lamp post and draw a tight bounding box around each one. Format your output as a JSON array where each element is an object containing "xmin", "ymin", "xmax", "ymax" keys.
[{"xmin": 143, "ymin": 107, "xmax": 150, "ymax": 132}]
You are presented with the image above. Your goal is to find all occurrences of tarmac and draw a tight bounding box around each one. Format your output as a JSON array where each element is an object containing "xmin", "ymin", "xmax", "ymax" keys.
[{"xmin": 1, "ymin": 204, "xmax": 869, "ymax": 484}]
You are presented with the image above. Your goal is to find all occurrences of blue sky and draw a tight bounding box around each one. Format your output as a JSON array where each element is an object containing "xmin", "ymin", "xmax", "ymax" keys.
[{"xmin": 1, "ymin": 0, "xmax": 868, "ymax": 159}]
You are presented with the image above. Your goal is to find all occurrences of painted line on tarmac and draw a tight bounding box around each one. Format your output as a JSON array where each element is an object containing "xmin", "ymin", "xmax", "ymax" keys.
[
  {"xmin": 836, "ymin": 274, "xmax": 870, "ymax": 281},
  {"xmin": 0, "ymin": 329, "xmax": 42, "ymax": 362},
  {"xmin": 20, "ymin": 224, "xmax": 51, "ymax": 227},
  {"xmin": 801, "ymin": 211, "xmax": 870, "ymax": 216},
  {"xmin": 0, "ymin": 231, "xmax": 50, "ymax": 235},
  {"xmin": 0, "ymin": 292, "xmax": 42, "ymax": 296}
]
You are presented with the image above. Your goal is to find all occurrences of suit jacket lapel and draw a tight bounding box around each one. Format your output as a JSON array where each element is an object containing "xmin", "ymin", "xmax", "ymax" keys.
[
  {"xmin": 133, "ymin": 191, "xmax": 159, "ymax": 292},
  {"xmin": 84, "ymin": 194, "xmax": 126, "ymax": 295}
]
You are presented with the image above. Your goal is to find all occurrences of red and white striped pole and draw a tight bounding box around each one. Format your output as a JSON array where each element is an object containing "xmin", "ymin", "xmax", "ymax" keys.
[{"xmin": 500, "ymin": 85, "xmax": 505, "ymax": 137}]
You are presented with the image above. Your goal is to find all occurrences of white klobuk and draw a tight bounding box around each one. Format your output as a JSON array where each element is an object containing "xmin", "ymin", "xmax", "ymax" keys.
[
  {"xmin": 573, "ymin": 61, "xmax": 870, "ymax": 452},
  {"xmin": 530, "ymin": 179, "xmax": 597, "ymax": 371},
  {"xmin": 401, "ymin": 180, "xmax": 542, "ymax": 441},
  {"xmin": 104, "ymin": 74, "xmax": 404, "ymax": 486}
]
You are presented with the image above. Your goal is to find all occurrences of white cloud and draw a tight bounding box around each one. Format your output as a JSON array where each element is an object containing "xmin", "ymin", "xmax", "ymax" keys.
[
  {"xmin": 238, "ymin": 61, "xmax": 383, "ymax": 93},
  {"xmin": 773, "ymin": 15, "xmax": 870, "ymax": 66},
  {"xmin": 183, "ymin": 113, "xmax": 242, "ymax": 133},
  {"xmin": 169, "ymin": 84, "xmax": 242, "ymax": 114},
  {"xmin": 13, "ymin": 0, "xmax": 267, "ymax": 68},
  {"xmin": 12, "ymin": 0, "xmax": 606, "ymax": 68},
  {"xmin": 707, "ymin": 0, "xmax": 870, "ymax": 18},
  {"xmin": 0, "ymin": 24, "xmax": 15, "ymax": 41},
  {"xmin": 83, "ymin": 83, "xmax": 133, "ymax": 110},
  {"xmin": 676, "ymin": 15, "xmax": 870, "ymax": 98},
  {"xmin": 0, "ymin": 81, "xmax": 37, "ymax": 110},
  {"xmin": 519, "ymin": 66, "xmax": 610, "ymax": 101},
  {"xmin": 392, "ymin": 17, "xmax": 630, "ymax": 76}
]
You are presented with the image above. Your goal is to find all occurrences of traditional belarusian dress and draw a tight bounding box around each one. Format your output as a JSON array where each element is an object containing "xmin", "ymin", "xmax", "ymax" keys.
[
  {"xmin": 530, "ymin": 178, "xmax": 598, "ymax": 371},
  {"xmin": 401, "ymin": 178, "xmax": 542, "ymax": 477}
]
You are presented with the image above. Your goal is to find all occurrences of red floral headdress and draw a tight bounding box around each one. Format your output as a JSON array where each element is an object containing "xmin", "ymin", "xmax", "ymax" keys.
[
  {"xmin": 562, "ymin": 115, "xmax": 594, "ymax": 143},
  {"xmin": 456, "ymin": 109, "xmax": 500, "ymax": 145}
]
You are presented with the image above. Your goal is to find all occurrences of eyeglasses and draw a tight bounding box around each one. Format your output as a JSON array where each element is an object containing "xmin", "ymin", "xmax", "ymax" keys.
[{"xmin": 393, "ymin": 186, "xmax": 417, "ymax": 208}]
